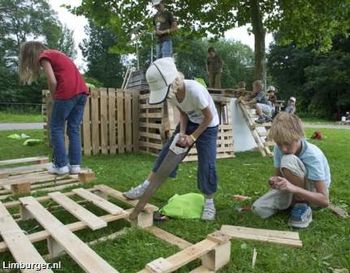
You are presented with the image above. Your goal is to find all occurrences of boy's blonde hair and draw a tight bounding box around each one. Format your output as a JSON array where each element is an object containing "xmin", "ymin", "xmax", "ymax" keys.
[
  {"xmin": 268, "ymin": 112, "xmax": 304, "ymax": 144},
  {"xmin": 19, "ymin": 41, "xmax": 47, "ymax": 85}
]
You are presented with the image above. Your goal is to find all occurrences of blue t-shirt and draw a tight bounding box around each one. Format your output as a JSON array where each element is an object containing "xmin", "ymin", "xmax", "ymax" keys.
[{"xmin": 273, "ymin": 139, "xmax": 331, "ymax": 188}]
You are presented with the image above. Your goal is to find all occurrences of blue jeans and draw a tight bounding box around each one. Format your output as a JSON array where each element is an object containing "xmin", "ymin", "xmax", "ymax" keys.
[
  {"xmin": 50, "ymin": 94, "xmax": 87, "ymax": 167},
  {"xmin": 156, "ymin": 39, "xmax": 173, "ymax": 59},
  {"xmin": 152, "ymin": 121, "xmax": 218, "ymax": 195}
]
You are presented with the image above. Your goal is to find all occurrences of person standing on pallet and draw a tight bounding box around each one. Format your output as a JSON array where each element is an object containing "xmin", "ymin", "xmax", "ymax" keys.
[
  {"xmin": 206, "ymin": 47, "xmax": 224, "ymax": 88},
  {"xmin": 252, "ymin": 112, "xmax": 331, "ymax": 228},
  {"xmin": 153, "ymin": 0, "xmax": 178, "ymax": 59},
  {"xmin": 123, "ymin": 57, "xmax": 219, "ymax": 220},
  {"xmin": 19, "ymin": 41, "xmax": 88, "ymax": 175}
]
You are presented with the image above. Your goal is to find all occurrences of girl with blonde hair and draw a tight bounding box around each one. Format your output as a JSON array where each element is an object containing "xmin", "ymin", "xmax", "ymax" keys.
[{"xmin": 19, "ymin": 41, "xmax": 89, "ymax": 175}]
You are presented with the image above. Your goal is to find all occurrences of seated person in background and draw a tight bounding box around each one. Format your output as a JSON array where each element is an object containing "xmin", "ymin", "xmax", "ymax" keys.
[
  {"xmin": 285, "ymin": 97, "xmax": 296, "ymax": 114},
  {"xmin": 242, "ymin": 80, "xmax": 273, "ymax": 124},
  {"xmin": 252, "ymin": 112, "xmax": 331, "ymax": 228},
  {"xmin": 267, "ymin": 85, "xmax": 278, "ymax": 118},
  {"xmin": 345, "ymin": 111, "xmax": 350, "ymax": 121}
]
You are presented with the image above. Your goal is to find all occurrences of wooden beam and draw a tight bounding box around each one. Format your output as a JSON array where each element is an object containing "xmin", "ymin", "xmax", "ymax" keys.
[
  {"xmin": 0, "ymin": 202, "xmax": 53, "ymax": 273},
  {"xmin": 19, "ymin": 196, "xmax": 119, "ymax": 273}
]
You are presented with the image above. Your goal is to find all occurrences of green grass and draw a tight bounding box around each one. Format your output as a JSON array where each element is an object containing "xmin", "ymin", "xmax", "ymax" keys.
[
  {"xmin": 0, "ymin": 111, "xmax": 43, "ymax": 123},
  {"xmin": 0, "ymin": 128, "xmax": 349, "ymax": 273}
]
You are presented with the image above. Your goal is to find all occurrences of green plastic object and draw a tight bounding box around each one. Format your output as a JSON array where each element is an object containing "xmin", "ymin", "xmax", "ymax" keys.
[
  {"xmin": 160, "ymin": 193, "xmax": 204, "ymax": 219},
  {"xmin": 7, "ymin": 133, "xmax": 21, "ymax": 140},
  {"xmin": 194, "ymin": 77, "xmax": 207, "ymax": 87},
  {"xmin": 23, "ymin": 139, "xmax": 42, "ymax": 146}
]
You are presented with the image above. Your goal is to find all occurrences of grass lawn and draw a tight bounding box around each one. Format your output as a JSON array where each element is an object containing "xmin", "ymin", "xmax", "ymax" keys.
[
  {"xmin": 0, "ymin": 111, "xmax": 43, "ymax": 123},
  {"xmin": 0, "ymin": 128, "xmax": 349, "ymax": 273}
]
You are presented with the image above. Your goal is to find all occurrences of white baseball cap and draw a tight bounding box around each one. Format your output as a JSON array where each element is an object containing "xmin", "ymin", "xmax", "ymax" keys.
[
  {"xmin": 290, "ymin": 96, "xmax": 296, "ymax": 102},
  {"xmin": 267, "ymin": 85, "xmax": 276, "ymax": 92},
  {"xmin": 146, "ymin": 57, "xmax": 178, "ymax": 104},
  {"xmin": 152, "ymin": 0, "xmax": 162, "ymax": 6}
]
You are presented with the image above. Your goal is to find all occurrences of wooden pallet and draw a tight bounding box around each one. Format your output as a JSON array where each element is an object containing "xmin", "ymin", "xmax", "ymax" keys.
[
  {"xmin": 0, "ymin": 157, "xmax": 95, "ymax": 200},
  {"xmin": 0, "ymin": 183, "xmax": 303, "ymax": 272},
  {"xmin": 237, "ymin": 100, "xmax": 274, "ymax": 157},
  {"xmin": 0, "ymin": 185, "xmax": 158, "ymax": 272}
]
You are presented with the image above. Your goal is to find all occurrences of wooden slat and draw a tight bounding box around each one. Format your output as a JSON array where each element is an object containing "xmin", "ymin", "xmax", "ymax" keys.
[
  {"xmin": 0, "ymin": 163, "xmax": 50, "ymax": 176},
  {"xmin": 220, "ymin": 225, "xmax": 302, "ymax": 247},
  {"xmin": 132, "ymin": 91, "xmax": 140, "ymax": 150},
  {"xmin": 19, "ymin": 197, "xmax": 119, "ymax": 273},
  {"xmin": 100, "ymin": 88, "xmax": 108, "ymax": 154},
  {"xmin": 108, "ymin": 89, "xmax": 117, "ymax": 154},
  {"xmin": 82, "ymin": 92, "xmax": 92, "ymax": 155},
  {"xmin": 91, "ymin": 89, "xmax": 100, "ymax": 155},
  {"xmin": 0, "ymin": 209, "xmax": 131, "ymax": 253},
  {"xmin": 48, "ymin": 192, "xmax": 107, "ymax": 230},
  {"xmin": 0, "ymin": 156, "xmax": 49, "ymax": 166},
  {"xmin": 0, "ymin": 202, "xmax": 53, "ymax": 273},
  {"xmin": 138, "ymin": 239, "xmax": 218, "ymax": 273},
  {"xmin": 125, "ymin": 92, "xmax": 132, "ymax": 152},
  {"xmin": 73, "ymin": 188, "xmax": 124, "ymax": 215},
  {"xmin": 117, "ymin": 92, "xmax": 125, "ymax": 153},
  {"xmin": 146, "ymin": 226, "xmax": 192, "ymax": 250}
]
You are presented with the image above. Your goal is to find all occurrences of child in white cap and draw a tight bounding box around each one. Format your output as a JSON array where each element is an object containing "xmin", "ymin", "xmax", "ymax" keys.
[
  {"xmin": 124, "ymin": 57, "xmax": 219, "ymax": 220},
  {"xmin": 285, "ymin": 96, "xmax": 296, "ymax": 114}
]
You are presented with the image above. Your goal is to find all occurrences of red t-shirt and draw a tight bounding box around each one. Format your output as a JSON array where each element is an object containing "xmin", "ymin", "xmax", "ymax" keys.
[{"xmin": 39, "ymin": 50, "xmax": 89, "ymax": 100}]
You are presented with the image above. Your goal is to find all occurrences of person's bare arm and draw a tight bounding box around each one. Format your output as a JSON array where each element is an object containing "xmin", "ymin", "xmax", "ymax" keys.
[
  {"xmin": 40, "ymin": 59, "xmax": 57, "ymax": 97},
  {"xmin": 185, "ymin": 107, "xmax": 213, "ymax": 146},
  {"xmin": 272, "ymin": 177, "xmax": 329, "ymax": 207}
]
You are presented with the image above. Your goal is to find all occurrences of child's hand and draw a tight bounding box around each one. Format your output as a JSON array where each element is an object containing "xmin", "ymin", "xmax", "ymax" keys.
[
  {"xmin": 273, "ymin": 177, "xmax": 298, "ymax": 193},
  {"xmin": 268, "ymin": 176, "xmax": 279, "ymax": 188}
]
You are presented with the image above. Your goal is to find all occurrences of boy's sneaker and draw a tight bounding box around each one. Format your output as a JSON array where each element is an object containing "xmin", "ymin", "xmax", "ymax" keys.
[
  {"xmin": 255, "ymin": 116, "xmax": 266, "ymax": 124},
  {"xmin": 123, "ymin": 180, "xmax": 150, "ymax": 200},
  {"xmin": 48, "ymin": 164, "xmax": 69, "ymax": 175},
  {"xmin": 288, "ymin": 203, "xmax": 312, "ymax": 228},
  {"xmin": 201, "ymin": 204, "xmax": 216, "ymax": 221},
  {"xmin": 70, "ymin": 165, "xmax": 81, "ymax": 174}
]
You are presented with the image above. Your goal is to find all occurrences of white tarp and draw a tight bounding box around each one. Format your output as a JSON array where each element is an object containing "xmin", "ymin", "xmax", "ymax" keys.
[{"xmin": 230, "ymin": 98, "xmax": 258, "ymax": 152}]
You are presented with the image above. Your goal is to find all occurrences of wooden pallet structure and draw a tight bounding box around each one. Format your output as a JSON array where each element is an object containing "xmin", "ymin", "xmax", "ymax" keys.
[
  {"xmin": 0, "ymin": 156, "xmax": 95, "ymax": 200},
  {"xmin": 0, "ymin": 183, "xmax": 303, "ymax": 272},
  {"xmin": 236, "ymin": 100, "xmax": 274, "ymax": 157}
]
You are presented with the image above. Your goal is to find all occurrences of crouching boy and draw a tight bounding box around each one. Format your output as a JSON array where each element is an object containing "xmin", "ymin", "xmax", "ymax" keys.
[{"xmin": 252, "ymin": 112, "xmax": 331, "ymax": 228}]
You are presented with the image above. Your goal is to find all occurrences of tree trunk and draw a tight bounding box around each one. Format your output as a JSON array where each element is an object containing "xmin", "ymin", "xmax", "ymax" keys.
[{"xmin": 250, "ymin": 0, "xmax": 266, "ymax": 81}]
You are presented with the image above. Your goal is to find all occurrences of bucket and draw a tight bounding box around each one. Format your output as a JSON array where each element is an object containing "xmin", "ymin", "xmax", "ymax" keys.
[{"xmin": 341, "ymin": 116, "xmax": 346, "ymax": 121}]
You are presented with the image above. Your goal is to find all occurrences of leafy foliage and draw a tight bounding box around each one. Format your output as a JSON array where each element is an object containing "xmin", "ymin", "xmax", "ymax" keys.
[
  {"xmin": 0, "ymin": 0, "xmax": 76, "ymax": 106},
  {"xmin": 80, "ymin": 21, "xmax": 125, "ymax": 88},
  {"xmin": 268, "ymin": 34, "xmax": 350, "ymax": 119}
]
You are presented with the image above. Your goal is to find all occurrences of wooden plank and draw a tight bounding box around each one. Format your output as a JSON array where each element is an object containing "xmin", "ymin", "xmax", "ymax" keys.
[
  {"xmin": 132, "ymin": 91, "xmax": 140, "ymax": 150},
  {"xmin": 328, "ymin": 203, "xmax": 349, "ymax": 218},
  {"xmin": 48, "ymin": 192, "xmax": 107, "ymax": 230},
  {"xmin": 125, "ymin": 92, "xmax": 132, "ymax": 152},
  {"xmin": 91, "ymin": 89, "xmax": 100, "ymax": 155},
  {"xmin": 73, "ymin": 188, "xmax": 124, "ymax": 215},
  {"xmin": 94, "ymin": 184, "xmax": 158, "ymax": 212},
  {"xmin": 146, "ymin": 226, "xmax": 192, "ymax": 250},
  {"xmin": 0, "ymin": 163, "xmax": 50, "ymax": 176},
  {"xmin": 0, "ymin": 202, "xmax": 53, "ymax": 273},
  {"xmin": 100, "ymin": 88, "xmax": 108, "ymax": 154},
  {"xmin": 0, "ymin": 172, "xmax": 71, "ymax": 187},
  {"xmin": 0, "ymin": 209, "xmax": 131, "ymax": 253},
  {"xmin": 0, "ymin": 156, "xmax": 49, "ymax": 166},
  {"xmin": 220, "ymin": 225, "xmax": 302, "ymax": 247},
  {"xmin": 82, "ymin": 92, "xmax": 92, "ymax": 155},
  {"xmin": 19, "ymin": 197, "xmax": 119, "ymax": 273},
  {"xmin": 117, "ymin": 91, "xmax": 125, "ymax": 153},
  {"xmin": 189, "ymin": 266, "xmax": 215, "ymax": 273},
  {"xmin": 108, "ymin": 89, "xmax": 117, "ymax": 154},
  {"xmin": 138, "ymin": 239, "xmax": 218, "ymax": 273}
]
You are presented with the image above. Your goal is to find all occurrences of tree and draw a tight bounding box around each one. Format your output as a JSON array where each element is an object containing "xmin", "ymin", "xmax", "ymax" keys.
[
  {"xmin": 80, "ymin": 21, "xmax": 125, "ymax": 88},
  {"xmin": 72, "ymin": 0, "xmax": 350, "ymax": 81},
  {"xmin": 268, "ymin": 34, "xmax": 350, "ymax": 119},
  {"xmin": 0, "ymin": 0, "xmax": 76, "ymax": 106}
]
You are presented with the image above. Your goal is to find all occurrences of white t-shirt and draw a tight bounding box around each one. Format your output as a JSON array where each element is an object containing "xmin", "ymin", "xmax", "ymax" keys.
[{"xmin": 169, "ymin": 80, "xmax": 219, "ymax": 127}]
